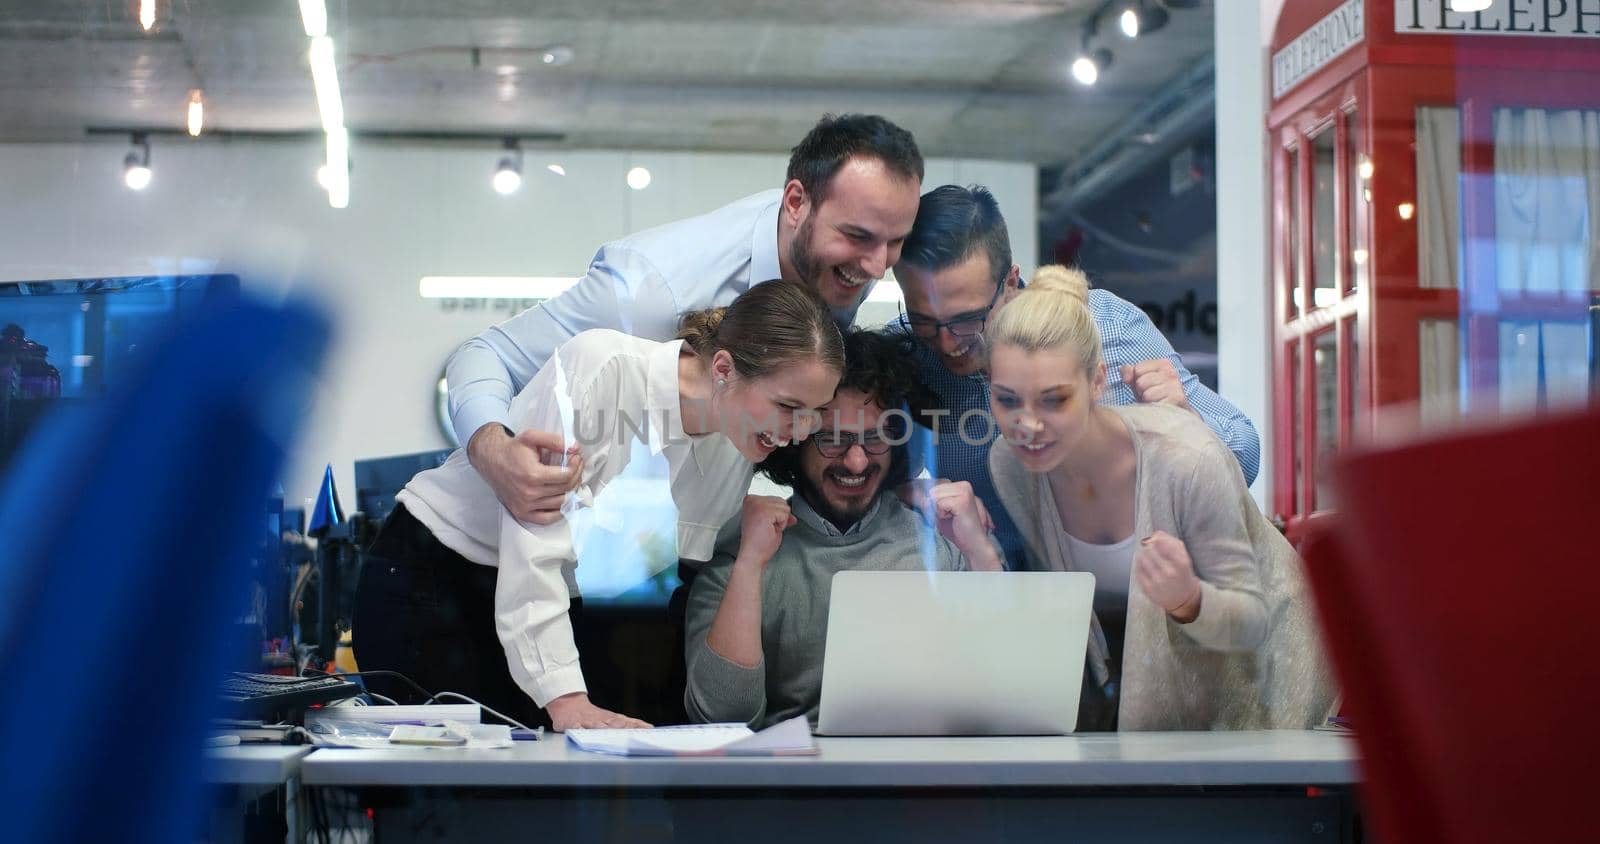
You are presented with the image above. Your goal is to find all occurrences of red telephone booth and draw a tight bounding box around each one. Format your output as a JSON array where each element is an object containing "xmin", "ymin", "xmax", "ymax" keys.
[{"xmin": 1267, "ymin": 0, "xmax": 1600, "ymax": 541}]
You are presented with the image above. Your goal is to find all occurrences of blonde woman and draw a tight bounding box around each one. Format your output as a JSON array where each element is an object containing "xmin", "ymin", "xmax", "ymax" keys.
[
  {"xmin": 985, "ymin": 265, "xmax": 1333, "ymax": 731},
  {"xmin": 356, "ymin": 281, "xmax": 844, "ymax": 732}
]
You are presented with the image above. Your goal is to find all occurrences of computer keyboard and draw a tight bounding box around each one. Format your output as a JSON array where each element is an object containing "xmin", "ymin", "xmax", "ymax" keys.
[{"xmin": 218, "ymin": 671, "xmax": 361, "ymax": 717}]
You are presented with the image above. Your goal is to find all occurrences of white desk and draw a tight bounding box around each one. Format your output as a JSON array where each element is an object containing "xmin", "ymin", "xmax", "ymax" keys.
[
  {"xmin": 205, "ymin": 745, "xmax": 314, "ymax": 787},
  {"xmin": 205, "ymin": 745, "xmax": 313, "ymax": 843},
  {"xmin": 300, "ymin": 731, "xmax": 1359, "ymax": 843},
  {"xmin": 302, "ymin": 730, "xmax": 1355, "ymax": 788}
]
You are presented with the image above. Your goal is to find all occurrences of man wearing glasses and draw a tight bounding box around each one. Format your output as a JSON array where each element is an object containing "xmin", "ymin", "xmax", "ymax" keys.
[
  {"xmin": 683, "ymin": 330, "xmax": 1002, "ymax": 728},
  {"xmin": 891, "ymin": 185, "xmax": 1262, "ymax": 570}
]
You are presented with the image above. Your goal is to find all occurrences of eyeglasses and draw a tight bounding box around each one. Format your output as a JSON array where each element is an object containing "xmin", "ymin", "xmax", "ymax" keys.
[
  {"xmin": 902, "ymin": 281, "xmax": 1005, "ymax": 340},
  {"xmin": 811, "ymin": 430, "xmax": 892, "ymax": 458}
]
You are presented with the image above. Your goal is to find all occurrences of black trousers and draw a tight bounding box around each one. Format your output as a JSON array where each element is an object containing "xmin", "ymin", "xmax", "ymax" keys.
[
  {"xmin": 1077, "ymin": 608, "xmax": 1126, "ymax": 732},
  {"xmin": 353, "ymin": 503, "xmax": 588, "ymax": 730}
]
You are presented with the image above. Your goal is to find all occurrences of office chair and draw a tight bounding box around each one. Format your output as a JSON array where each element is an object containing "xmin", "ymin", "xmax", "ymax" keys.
[
  {"xmin": 1301, "ymin": 406, "xmax": 1600, "ymax": 844},
  {"xmin": 0, "ymin": 295, "xmax": 329, "ymax": 844}
]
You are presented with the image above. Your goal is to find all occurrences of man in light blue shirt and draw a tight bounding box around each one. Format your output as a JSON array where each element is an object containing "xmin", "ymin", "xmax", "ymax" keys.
[
  {"xmin": 448, "ymin": 114, "xmax": 924, "ymax": 524},
  {"xmin": 891, "ymin": 185, "xmax": 1261, "ymax": 569}
]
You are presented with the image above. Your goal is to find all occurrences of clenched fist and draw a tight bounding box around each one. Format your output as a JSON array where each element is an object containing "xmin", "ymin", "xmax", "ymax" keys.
[
  {"xmin": 1120, "ymin": 359, "xmax": 1190, "ymax": 412},
  {"xmin": 737, "ymin": 494, "xmax": 796, "ymax": 567},
  {"xmin": 897, "ymin": 478, "xmax": 995, "ymax": 532},
  {"xmin": 1133, "ymin": 530, "xmax": 1202, "ymax": 622},
  {"xmin": 927, "ymin": 481, "xmax": 1002, "ymax": 571}
]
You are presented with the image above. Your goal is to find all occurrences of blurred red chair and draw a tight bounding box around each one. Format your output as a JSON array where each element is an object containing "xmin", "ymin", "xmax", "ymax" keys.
[{"xmin": 1301, "ymin": 406, "xmax": 1600, "ymax": 844}]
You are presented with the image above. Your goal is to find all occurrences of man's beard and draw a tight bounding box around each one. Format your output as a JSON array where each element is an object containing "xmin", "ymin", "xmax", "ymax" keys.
[
  {"xmin": 788, "ymin": 216, "xmax": 825, "ymax": 293},
  {"xmin": 801, "ymin": 465, "xmax": 882, "ymax": 533}
]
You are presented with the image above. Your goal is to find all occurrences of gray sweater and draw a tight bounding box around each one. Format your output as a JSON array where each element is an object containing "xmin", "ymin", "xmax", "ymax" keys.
[
  {"xmin": 989, "ymin": 403, "xmax": 1337, "ymax": 731},
  {"xmin": 684, "ymin": 495, "xmax": 971, "ymax": 728}
]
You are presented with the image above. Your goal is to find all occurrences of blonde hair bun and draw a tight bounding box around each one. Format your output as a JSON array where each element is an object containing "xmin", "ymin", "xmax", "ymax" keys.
[
  {"xmin": 986, "ymin": 263, "xmax": 1103, "ymax": 377},
  {"xmin": 1027, "ymin": 265, "xmax": 1090, "ymax": 304}
]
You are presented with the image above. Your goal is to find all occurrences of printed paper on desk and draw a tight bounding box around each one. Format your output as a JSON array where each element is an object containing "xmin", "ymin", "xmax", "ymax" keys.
[{"xmin": 565, "ymin": 715, "xmax": 816, "ymax": 757}]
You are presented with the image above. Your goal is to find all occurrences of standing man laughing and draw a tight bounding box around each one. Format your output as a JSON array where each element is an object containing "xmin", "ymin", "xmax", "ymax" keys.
[{"xmin": 447, "ymin": 114, "xmax": 925, "ymax": 524}]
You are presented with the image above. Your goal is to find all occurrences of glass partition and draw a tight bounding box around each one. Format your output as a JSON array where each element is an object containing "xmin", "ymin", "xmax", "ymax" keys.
[
  {"xmin": 1310, "ymin": 127, "xmax": 1339, "ymax": 309},
  {"xmin": 1290, "ymin": 342, "xmax": 1304, "ymax": 516},
  {"xmin": 1287, "ymin": 146, "xmax": 1302, "ymax": 320},
  {"xmin": 1419, "ymin": 319, "xmax": 1460, "ymax": 426},
  {"xmin": 1410, "ymin": 105, "xmax": 1596, "ymax": 419},
  {"xmin": 1313, "ymin": 330, "xmax": 1339, "ymax": 511},
  {"xmin": 1348, "ymin": 109, "xmax": 1368, "ymax": 296}
]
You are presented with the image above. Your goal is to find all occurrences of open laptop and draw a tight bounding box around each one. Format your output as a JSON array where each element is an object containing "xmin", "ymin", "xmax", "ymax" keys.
[{"xmin": 816, "ymin": 570, "xmax": 1096, "ymax": 736}]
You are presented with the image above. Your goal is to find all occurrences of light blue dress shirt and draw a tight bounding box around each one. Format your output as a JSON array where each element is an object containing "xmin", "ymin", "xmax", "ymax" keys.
[{"xmin": 446, "ymin": 189, "xmax": 798, "ymax": 446}]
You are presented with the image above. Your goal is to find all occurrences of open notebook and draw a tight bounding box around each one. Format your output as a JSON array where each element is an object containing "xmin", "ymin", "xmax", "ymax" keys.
[{"xmin": 565, "ymin": 715, "xmax": 816, "ymax": 757}]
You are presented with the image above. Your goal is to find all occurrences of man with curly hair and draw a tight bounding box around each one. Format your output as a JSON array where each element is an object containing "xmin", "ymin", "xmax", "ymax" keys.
[{"xmin": 682, "ymin": 330, "xmax": 1002, "ymax": 728}]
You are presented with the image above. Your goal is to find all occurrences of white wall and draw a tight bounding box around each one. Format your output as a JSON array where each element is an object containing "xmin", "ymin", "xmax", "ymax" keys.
[
  {"xmin": 1215, "ymin": 1, "xmax": 1273, "ymax": 506},
  {"xmin": 0, "ymin": 140, "xmax": 1034, "ymax": 507}
]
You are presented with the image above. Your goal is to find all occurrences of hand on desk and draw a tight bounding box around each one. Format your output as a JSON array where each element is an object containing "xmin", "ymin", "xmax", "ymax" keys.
[
  {"xmin": 468, "ymin": 423, "xmax": 584, "ymax": 525},
  {"xmin": 546, "ymin": 692, "xmax": 652, "ymax": 732}
]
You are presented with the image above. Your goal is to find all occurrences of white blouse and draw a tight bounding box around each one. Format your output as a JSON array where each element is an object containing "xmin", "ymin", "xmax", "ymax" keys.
[
  {"xmin": 1061, "ymin": 531, "xmax": 1136, "ymax": 615},
  {"xmin": 398, "ymin": 330, "xmax": 751, "ymax": 707}
]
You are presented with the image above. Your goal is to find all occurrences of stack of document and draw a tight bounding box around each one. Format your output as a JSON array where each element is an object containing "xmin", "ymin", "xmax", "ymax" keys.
[{"xmin": 566, "ymin": 715, "xmax": 816, "ymax": 757}]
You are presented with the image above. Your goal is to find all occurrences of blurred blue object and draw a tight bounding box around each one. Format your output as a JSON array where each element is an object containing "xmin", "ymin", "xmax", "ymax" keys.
[
  {"xmin": 0, "ymin": 293, "xmax": 329, "ymax": 844},
  {"xmin": 308, "ymin": 462, "xmax": 344, "ymax": 536}
]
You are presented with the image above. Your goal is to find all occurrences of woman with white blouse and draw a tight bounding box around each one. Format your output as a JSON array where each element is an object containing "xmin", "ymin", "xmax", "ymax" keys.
[
  {"xmin": 355, "ymin": 281, "xmax": 845, "ymax": 731},
  {"xmin": 985, "ymin": 265, "xmax": 1334, "ymax": 731}
]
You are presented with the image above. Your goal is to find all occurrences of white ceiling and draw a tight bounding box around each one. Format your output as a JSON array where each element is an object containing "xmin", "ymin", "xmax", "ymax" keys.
[{"xmin": 0, "ymin": 0, "xmax": 1214, "ymax": 165}]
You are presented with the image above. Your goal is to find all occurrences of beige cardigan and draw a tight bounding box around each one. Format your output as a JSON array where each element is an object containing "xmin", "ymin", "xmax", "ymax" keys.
[{"xmin": 989, "ymin": 403, "xmax": 1336, "ymax": 731}]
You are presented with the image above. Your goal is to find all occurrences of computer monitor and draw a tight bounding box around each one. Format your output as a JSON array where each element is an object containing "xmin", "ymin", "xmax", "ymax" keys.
[
  {"xmin": 353, "ymin": 448, "xmax": 454, "ymax": 522},
  {"xmin": 1, "ymin": 274, "xmax": 239, "ymax": 474}
]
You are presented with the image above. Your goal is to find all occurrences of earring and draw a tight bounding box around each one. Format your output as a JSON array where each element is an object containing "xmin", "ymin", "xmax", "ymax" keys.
[{"xmin": 716, "ymin": 378, "xmax": 727, "ymax": 389}]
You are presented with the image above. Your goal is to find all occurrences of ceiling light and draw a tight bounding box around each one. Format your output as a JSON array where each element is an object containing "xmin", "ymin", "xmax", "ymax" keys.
[
  {"xmin": 1448, "ymin": 0, "xmax": 1493, "ymax": 11},
  {"xmin": 1072, "ymin": 56, "xmax": 1099, "ymax": 85},
  {"xmin": 1072, "ymin": 48, "xmax": 1111, "ymax": 86},
  {"xmin": 139, "ymin": 0, "xmax": 156, "ymax": 31},
  {"xmin": 627, "ymin": 166, "xmax": 652, "ymax": 190},
  {"xmin": 308, "ymin": 36, "xmax": 344, "ymax": 132},
  {"xmin": 123, "ymin": 134, "xmax": 152, "ymax": 191},
  {"xmin": 1119, "ymin": 2, "xmax": 1169, "ymax": 39},
  {"xmin": 299, "ymin": 0, "xmax": 327, "ymax": 38},
  {"xmin": 547, "ymin": 164, "xmax": 567, "ymax": 176},
  {"xmin": 186, "ymin": 89, "xmax": 205, "ymax": 137},
  {"xmin": 492, "ymin": 167, "xmax": 522, "ymax": 195},
  {"xmin": 541, "ymin": 45, "xmax": 575, "ymax": 66},
  {"xmin": 493, "ymin": 139, "xmax": 523, "ymax": 195},
  {"xmin": 1120, "ymin": 8, "xmax": 1139, "ymax": 38},
  {"xmin": 124, "ymin": 159, "xmax": 152, "ymax": 191},
  {"xmin": 324, "ymin": 127, "xmax": 349, "ymax": 209}
]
